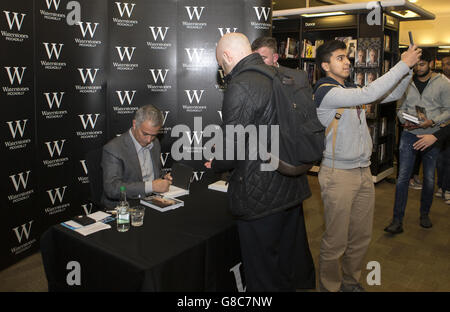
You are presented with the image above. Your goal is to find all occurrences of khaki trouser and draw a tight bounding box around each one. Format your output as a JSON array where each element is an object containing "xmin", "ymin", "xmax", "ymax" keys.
[{"xmin": 318, "ymin": 165, "xmax": 375, "ymax": 292}]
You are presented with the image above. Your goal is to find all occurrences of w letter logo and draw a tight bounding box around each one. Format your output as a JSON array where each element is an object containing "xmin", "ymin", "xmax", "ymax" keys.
[
  {"xmin": 185, "ymin": 6, "xmax": 205, "ymax": 21},
  {"xmin": 253, "ymin": 7, "xmax": 271, "ymax": 21},
  {"xmin": 3, "ymin": 11, "xmax": 26, "ymax": 31}
]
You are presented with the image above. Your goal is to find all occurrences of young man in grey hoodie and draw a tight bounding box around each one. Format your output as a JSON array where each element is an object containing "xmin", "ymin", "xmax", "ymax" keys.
[
  {"xmin": 313, "ymin": 40, "xmax": 421, "ymax": 292},
  {"xmin": 384, "ymin": 50, "xmax": 450, "ymax": 233}
]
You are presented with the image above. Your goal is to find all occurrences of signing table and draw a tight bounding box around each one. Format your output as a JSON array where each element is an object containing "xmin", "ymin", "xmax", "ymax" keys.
[{"xmin": 40, "ymin": 182, "xmax": 242, "ymax": 291}]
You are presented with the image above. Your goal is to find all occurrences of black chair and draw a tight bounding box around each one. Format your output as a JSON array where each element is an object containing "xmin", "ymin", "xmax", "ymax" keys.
[{"xmin": 85, "ymin": 147, "xmax": 104, "ymax": 210}]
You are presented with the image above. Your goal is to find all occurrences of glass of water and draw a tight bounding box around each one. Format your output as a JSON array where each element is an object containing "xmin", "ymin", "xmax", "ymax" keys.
[{"xmin": 131, "ymin": 206, "xmax": 145, "ymax": 227}]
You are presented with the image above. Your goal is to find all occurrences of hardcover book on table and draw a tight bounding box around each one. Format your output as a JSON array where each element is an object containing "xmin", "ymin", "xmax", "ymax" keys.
[{"xmin": 140, "ymin": 195, "xmax": 184, "ymax": 212}]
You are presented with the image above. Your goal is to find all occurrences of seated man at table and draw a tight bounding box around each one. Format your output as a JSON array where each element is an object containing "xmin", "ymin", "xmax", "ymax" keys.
[{"xmin": 101, "ymin": 104, "xmax": 172, "ymax": 208}]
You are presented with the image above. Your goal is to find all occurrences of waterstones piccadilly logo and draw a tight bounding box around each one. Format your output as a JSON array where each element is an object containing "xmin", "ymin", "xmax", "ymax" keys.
[
  {"xmin": 40, "ymin": 0, "xmax": 66, "ymax": 22},
  {"xmin": 75, "ymin": 21, "xmax": 101, "ymax": 48},
  {"xmin": 75, "ymin": 68, "xmax": 102, "ymax": 94},
  {"xmin": 183, "ymin": 6, "xmax": 206, "ymax": 30},
  {"xmin": 183, "ymin": 48, "xmax": 209, "ymax": 71},
  {"xmin": 8, "ymin": 170, "xmax": 34, "ymax": 203},
  {"xmin": 11, "ymin": 221, "xmax": 36, "ymax": 256},
  {"xmin": 215, "ymin": 68, "xmax": 226, "ymax": 91},
  {"xmin": 113, "ymin": 90, "xmax": 138, "ymax": 115},
  {"xmin": 147, "ymin": 68, "xmax": 171, "ymax": 92},
  {"xmin": 113, "ymin": 46, "xmax": 138, "ymax": 71},
  {"xmin": 252, "ymin": 6, "xmax": 271, "ymax": 30},
  {"xmin": 2, "ymin": 66, "xmax": 29, "ymax": 96},
  {"xmin": 2, "ymin": 11, "xmax": 29, "ymax": 42},
  {"xmin": 41, "ymin": 42, "xmax": 66, "ymax": 70},
  {"xmin": 160, "ymin": 110, "xmax": 171, "ymax": 135},
  {"xmin": 42, "ymin": 92, "xmax": 68, "ymax": 119},
  {"xmin": 147, "ymin": 26, "xmax": 171, "ymax": 50},
  {"xmin": 43, "ymin": 139, "xmax": 69, "ymax": 168},
  {"xmin": 183, "ymin": 89, "xmax": 206, "ymax": 113},
  {"xmin": 76, "ymin": 113, "xmax": 103, "ymax": 139},
  {"xmin": 78, "ymin": 160, "xmax": 89, "ymax": 184},
  {"xmin": 45, "ymin": 186, "xmax": 70, "ymax": 215},
  {"xmin": 113, "ymin": 2, "xmax": 137, "ymax": 27},
  {"xmin": 190, "ymin": 171, "xmax": 205, "ymax": 183},
  {"xmin": 5, "ymin": 119, "xmax": 31, "ymax": 151}
]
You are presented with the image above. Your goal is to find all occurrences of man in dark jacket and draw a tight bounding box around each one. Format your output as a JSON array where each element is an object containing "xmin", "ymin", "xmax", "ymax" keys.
[
  {"xmin": 204, "ymin": 33, "xmax": 312, "ymax": 291},
  {"xmin": 250, "ymin": 36, "xmax": 316, "ymax": 290}
]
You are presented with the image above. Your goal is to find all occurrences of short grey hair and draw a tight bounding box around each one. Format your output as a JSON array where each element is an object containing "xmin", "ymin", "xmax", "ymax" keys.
[{"xmin": 134, "ymin": 104, "xmax": 164, "ymax": 128}]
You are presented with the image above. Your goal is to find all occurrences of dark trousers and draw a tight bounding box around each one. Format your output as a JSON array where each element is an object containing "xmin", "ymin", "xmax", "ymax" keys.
[{"xmin": 237, "ymin": 204, "xmax": 315, "ymax": 292}]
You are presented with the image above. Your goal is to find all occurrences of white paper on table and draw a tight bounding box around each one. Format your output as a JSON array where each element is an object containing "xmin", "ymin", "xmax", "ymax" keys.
[
  {"xmin": 74, "ymin": 222, "xmax": 111, "ymax": 236},
  {"xmin": 87, "ymin": 211, "xmax": 111, "ymax": 221},
  {"xmin": 161, "ymin": 185, "xmax": 189, "ymax": 198}
]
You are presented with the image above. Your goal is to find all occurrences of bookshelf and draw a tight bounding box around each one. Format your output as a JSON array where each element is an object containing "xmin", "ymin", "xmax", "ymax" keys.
[{"xmin": 273, "ymin": 13, "xmax": 401, "ymax": 183}]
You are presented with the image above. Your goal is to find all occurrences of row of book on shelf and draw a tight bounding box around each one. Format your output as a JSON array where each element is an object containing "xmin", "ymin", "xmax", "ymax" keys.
[{"xmin": 280, "ymin": 34, "xmax": 393, "ymax": 60}]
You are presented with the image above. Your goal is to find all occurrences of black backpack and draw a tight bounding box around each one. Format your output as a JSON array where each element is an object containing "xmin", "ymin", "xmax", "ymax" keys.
[{"xmin": 242, "ymin": 65, "xmax": 325, "ymax": 176}]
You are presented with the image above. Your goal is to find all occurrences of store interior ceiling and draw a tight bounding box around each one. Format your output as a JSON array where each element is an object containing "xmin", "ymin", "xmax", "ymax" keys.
[
  {"xmin": 273, "ymin": 0, "xmax": 450, "ymax": 47},
  {"xmin": 273, "ymin": 0, "xmax": 450, "ymax": 13}
]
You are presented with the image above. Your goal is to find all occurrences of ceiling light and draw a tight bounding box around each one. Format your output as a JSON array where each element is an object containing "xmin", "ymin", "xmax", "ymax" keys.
[
  {"xmin": 301, "ymin": 11, "xmax": 346, "ymax": 18},
  {"xmin": 391, "ymin": 10, "xmax": 420, "ymax": 18},
  {"xmin": 439, "ymin": 46, "xmax": 450, "ymax": 49}
]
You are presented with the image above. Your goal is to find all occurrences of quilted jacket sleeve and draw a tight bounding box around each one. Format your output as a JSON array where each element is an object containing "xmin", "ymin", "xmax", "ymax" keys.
[{"xmin": 213, "ymin": 81, "xmax": 255, "ymax": 173}]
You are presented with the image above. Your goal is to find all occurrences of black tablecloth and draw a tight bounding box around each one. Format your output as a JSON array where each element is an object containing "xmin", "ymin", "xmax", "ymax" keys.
[{"xmin": 40, "ymin": 182, "xmax": 242, "ymax": 291}]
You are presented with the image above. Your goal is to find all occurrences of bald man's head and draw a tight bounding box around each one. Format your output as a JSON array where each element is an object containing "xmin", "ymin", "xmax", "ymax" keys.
[{"xmin": 216, "ymin": 33, "xmax": 252, "ymax": 75}]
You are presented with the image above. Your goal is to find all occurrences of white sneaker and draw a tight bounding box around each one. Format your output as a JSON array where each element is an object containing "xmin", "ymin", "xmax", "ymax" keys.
[
  {"xmin": 444, "ymin": 191, "xmax": 450, "ymax": 204},
  {"xmin": 435, "ymin": 188, "xmax": 443, "ymax": 198}
]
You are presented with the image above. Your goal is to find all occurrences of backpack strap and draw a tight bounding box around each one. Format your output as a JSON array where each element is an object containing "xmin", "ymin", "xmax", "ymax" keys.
[
  {"xmin": 316, "ymin": 83, "xmax": 344, "ymax": 169},
  {"xmin": 316, "ymin": 83, "xmax": 367, "ymax": 169}
]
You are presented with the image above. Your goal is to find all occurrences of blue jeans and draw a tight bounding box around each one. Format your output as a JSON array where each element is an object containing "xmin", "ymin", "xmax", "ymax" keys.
[
  {"xmin": 436, "ymin": 142, "xmax": 450, "ymax": 192},
  {"xmin": 393, "ymin": 131, "xmax": 440, "ymax": 222}
]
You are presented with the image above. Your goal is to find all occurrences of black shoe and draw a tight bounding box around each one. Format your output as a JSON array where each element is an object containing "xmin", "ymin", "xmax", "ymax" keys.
[
  {"xmin": 384, "ymin": 220, "xmax": 403, "ymax": 234},
  {"xmin": 420, "ymin": 215, "xmax": 432, "ymax": 228}
]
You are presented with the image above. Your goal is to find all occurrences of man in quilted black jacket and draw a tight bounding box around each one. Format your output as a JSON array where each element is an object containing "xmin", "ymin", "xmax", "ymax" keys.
[{"xmin": 205, "ymin": 33, "xmax": 312, "ymax": 291}]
